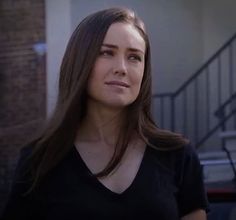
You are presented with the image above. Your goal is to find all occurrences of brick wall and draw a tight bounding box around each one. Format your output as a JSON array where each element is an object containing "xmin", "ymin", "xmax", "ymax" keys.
[{"xmin": 0, "ymin": 0, "xmax": 46, "ymax": 213}]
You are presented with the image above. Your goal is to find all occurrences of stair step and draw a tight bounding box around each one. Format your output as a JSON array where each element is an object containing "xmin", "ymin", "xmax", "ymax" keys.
[
  {"xmin": 201, "ymin": 159, "xmax": 236, "ymax": 166},
  {"xmin": 198, "ymin": 149, "xmax": 236, "ymax": 160},
  {"xmin": 198, "ymin": 151, "xmax": 227, "ymax": 160},
  {"xmin": 199, "ymin": 150, "xmax": 236, "ymax": 183},
  {"xmin": 203, "ymin": 163, "xmax": 236, "ymax": 183},
  {"xmin": 225, "ymin": 145, "xmax": 236, "ymax": 151},
  {"xmin": 219, "ymin": 130, "xmax": 236, "ymax": 138}
]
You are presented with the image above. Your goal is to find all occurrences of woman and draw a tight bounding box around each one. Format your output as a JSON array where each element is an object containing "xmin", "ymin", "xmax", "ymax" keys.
[{"xmin": 1, "ymin": 7, "xmax": 209, "ymax": 220}]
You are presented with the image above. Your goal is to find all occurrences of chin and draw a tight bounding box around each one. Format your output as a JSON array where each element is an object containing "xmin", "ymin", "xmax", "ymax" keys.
[
  {"xmin": 105, "ymin": 99, "xmax": 136, "ymax": 109},
  {"xmin": 89, "ymin": 95, "xmax": 137, "ymax": 109},
  {"xmin": 105, "ymin": 102, "xmax": 129, "ymax": 109}
]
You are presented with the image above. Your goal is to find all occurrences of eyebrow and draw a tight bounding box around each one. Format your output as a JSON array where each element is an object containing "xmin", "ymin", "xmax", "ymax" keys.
[{"xmin": 102, "ymin": 43, "xmax": 145, "ymax": 54}]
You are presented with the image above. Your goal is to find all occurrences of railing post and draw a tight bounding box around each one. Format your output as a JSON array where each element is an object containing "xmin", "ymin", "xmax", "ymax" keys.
[
  {"xmin": 160, "ymin": 97, "xmax": 164, "ymax": 128},
  {"xmin": 219, "ymin": 109, "xmax": 226, "ymax": 149},
  {"xmin": 171, "ymin": 95, "xmax": 175, "ymax": 131}
]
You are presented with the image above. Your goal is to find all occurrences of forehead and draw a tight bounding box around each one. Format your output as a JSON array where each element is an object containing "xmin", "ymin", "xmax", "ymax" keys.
[{"xmin": 102, "ymin": 22, "xmax": 145, "ymax": 52}]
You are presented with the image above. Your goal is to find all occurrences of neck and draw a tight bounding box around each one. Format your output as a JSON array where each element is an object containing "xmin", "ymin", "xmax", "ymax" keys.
[{"xmin": 76, "ymin": 100, "xmax": 127, "ymax": 146}]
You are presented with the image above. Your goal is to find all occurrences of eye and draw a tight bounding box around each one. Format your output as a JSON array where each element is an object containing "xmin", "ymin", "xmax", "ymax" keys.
[
  {"xmin": 128, "ymin": 54, "xmax": 142, "ymax": 62},
  {"xmin": 99, "ymin": 50, "xmax": 114, "ymax": 56}
]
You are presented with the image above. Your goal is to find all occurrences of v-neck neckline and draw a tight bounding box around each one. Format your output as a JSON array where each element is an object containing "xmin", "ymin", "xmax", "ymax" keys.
[{"xmin": 73, "ymin": 144, "xmax": 148, "ymax": 197}]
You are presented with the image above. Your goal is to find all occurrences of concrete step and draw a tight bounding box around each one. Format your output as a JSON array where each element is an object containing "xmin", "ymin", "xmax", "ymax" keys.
[
  {"xmin": 202, "ymin": 162, "xmax": 236, "ymax": 183},
  {"xmin": 219, "ymin": 130, "xmax": 236, "ymax": 139},
  {"xmin": 199, "ymin": 150, "xmax": 236, "ymax": 161},
  {"xmin": 199, "ymin": 150, "xmax": 236, "ymax": 183},
  {"xmin": 220, "ymin": 130, "xmax": 236, "ymax": 150}
]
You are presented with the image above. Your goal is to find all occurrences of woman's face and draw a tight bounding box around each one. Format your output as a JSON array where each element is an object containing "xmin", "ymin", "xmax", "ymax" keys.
[{"xmin": 87, "ymin": 22, "xmax": 145, "ymax": 109}]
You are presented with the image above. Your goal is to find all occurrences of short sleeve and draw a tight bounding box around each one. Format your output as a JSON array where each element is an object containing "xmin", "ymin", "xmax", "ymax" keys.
[{"xmin": 176, "ymin": 144, "xmax": 210, "ymax": 217}]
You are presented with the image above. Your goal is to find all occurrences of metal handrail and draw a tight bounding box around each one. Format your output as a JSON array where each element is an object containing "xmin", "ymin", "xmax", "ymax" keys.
[
  {"xmin": 174, "ymin": 33, "xmax": 236, "ymax": 97},
  {"xmin": 153, "ymin": 32, "xmax": 236, "ymax": 98},
  {"xmin": 196, "ymin": 109, "xmax": 236, "ymax": 148},
  {"xmin": 152, "ymin": 32, "xmax": 236, "ymax": 149},
  {"xmin": 215, "ymin": 92, "xmax": 236, "ymax": 117}
]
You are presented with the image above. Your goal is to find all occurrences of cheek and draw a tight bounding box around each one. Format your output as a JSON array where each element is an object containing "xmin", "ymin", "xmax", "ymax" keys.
[
  {"xmin": 132, "ymin": 69, "xmax": 144, "ymax": 88},
  {"xmin": 87, "ymin": 72, "xmax": 99, "ymax": 96},
  {"xmin": 129, "ymin": 72, "xmax": 144, "ymax": 100},
  {"xmin": 137, "ymin": 65, "xmax": 145, "ymax": 85},
  {"xmin": 87, "ymin": 73, "xmax": 95, "ymax": 90},
  {"xmin": 88, "ymin": 63, "xmax": 104, "ymax": 87},
  {"xmin": 87, "ymin": 64, "xmax": 107, "ymax": 97}
]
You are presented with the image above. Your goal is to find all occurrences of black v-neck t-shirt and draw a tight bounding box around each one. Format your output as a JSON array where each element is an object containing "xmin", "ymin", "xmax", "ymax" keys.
[{"xmin": 1, "ymin": 144, "xmax": 209, "ymax": 220}]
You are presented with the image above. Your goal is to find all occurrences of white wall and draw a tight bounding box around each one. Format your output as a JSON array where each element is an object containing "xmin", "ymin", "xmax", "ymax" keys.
[
  {"xmin": 45, "ymin": 0, "xmax": 72, "ymax": 116},
  {"xmin": 203, "ymin": 0, "xmax": 236, "ymax": 60}
]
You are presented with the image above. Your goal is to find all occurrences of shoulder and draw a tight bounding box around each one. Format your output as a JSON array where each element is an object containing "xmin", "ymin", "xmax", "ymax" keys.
[
  {"xmin": 147, "ymin": 143, "xmax": 201, "ymax": 180},
  {"xmin": 148, "ymin": 142, "xmax": 197, "ymax": 165},
  {"xmin": 147, "ymin": 140, "xmax": 209, "ymax": 216}
]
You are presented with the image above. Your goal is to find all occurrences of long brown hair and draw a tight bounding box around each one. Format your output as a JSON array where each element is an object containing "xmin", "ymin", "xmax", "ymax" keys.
[{"xmin": 26, "ymin": 7, "xmax": 188, "ymax": 192}]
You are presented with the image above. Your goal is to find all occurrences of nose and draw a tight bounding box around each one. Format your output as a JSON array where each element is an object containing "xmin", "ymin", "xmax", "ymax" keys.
[{"xmin": 113, "ymin": 55, "xmax": 127, "ymax": 76}]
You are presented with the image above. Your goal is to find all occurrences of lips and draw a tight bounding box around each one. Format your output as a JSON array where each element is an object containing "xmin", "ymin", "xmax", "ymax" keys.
[{"xmin": 105, "ymin": 81, "xmax": 130, "ymax": 88}]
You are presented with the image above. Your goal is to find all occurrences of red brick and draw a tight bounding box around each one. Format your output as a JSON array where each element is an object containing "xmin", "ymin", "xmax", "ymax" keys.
[{"xmin": 0, "ymin": 0, "xmax": 46, "ymax": 213}]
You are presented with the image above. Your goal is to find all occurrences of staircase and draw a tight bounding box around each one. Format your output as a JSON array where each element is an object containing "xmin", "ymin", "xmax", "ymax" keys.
[
  {"xmin": 200, "ymin": 131, "xmax": 236, "ymax": 183},
  {"xmin": 200, "ymin": 93, "xmax": 236, "ymax": 183},
  {"xmin": 152, "ymin": 32, "xmax": 236, "ymax": 198}
]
